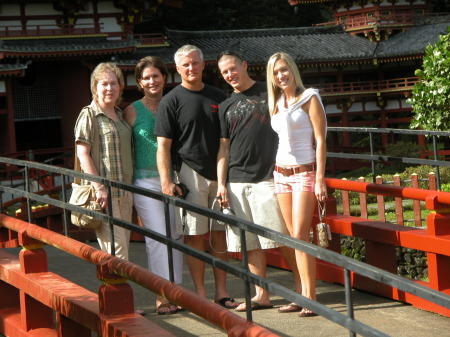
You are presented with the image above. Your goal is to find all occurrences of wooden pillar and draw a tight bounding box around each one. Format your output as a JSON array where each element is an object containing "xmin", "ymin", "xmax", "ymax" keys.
[
  {"xmin": 6, "ymin": 79, "xmax": 17, "ymax": 153},
  {"xmin": 425, "ymin": 196, "xmax": 450, "ymax": 291},
  {"xmin": 96, "ymin": 259, "xmax": 134, "ymax": 316},
  {"xmin": 18, "ymin": 231, "xmax": 54, "ymax": 332}
]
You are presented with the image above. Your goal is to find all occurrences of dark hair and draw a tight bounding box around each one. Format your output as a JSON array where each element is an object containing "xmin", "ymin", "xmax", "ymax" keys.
[
  {"xmin": 216, "ymin": 50, "xmax": 244, "ymax": 63},
  {"xmin": 135, "ymin": 56, "xmax": 168, "ymax": 92}
]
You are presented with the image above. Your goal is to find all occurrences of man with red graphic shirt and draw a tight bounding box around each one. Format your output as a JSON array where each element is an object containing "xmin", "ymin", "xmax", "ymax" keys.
[{"xmin": 155, "ymin": 45, "xmax": 239, "ymax": 309}]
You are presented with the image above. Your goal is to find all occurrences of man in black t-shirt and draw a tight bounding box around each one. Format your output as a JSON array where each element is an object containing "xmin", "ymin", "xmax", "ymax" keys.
[
  {"xmin": 154, "ymin": 45, "xmax": 239, "ymax": 310},
  {"xmin": 216, "ymin": 51, "xmax": 301, "ymax": 312}
]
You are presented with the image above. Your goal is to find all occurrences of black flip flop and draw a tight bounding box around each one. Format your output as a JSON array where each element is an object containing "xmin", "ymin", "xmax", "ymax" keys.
[
  {"xmin": 278, "ymin": 303, "xmax": 302, "ymax": 313},
  {"xmin": 215, "ymin": 297, "xmax": 239, "ymax": 309},
  {"xmin": 235, "ymin": 301, "xmax": 273, "ymax": 312}
]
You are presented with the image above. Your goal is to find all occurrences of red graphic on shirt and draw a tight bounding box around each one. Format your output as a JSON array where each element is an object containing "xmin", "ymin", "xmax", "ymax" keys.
[{"xmin": 210, "ymin": 105, "xmax": 219, "ymax": 113}]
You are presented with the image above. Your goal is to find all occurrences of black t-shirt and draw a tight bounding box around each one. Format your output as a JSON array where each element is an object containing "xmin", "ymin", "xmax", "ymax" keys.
[
  {"xmin": 154, "ymin": 84, "xmax": 226, "ymax": 181},
  {"xmin": 218, "ymin": 81, "xmax": 278, "ymax": 183}
]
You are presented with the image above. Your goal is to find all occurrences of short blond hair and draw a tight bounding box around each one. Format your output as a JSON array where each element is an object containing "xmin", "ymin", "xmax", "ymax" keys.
[{"xmin": 90, "ymin": 62, "xmax": 124, "ymax": 105}]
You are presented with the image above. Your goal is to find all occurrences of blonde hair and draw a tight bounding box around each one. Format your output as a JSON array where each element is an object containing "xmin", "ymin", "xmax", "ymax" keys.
[
  {"xmin": 266, "ymin": 52, "xmax": 305, "ymax": 116},
  {"xmin": 174, "ymin": 45, "xmax": 204, "ymax": 65},
  {"xmin": 90, "ymin": 62, "xmax": 124, "ymax": 105}
]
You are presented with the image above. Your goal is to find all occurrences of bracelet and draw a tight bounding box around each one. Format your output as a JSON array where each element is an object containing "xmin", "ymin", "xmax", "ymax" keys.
[{"xmin": 95, "ymin": 185, "xmax": 105, "ymax": 192}]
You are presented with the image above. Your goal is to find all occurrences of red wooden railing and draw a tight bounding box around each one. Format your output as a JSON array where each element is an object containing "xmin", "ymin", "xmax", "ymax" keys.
[
  {"xmin": 0, "ymin": 214, "xmax": 276, "ymax": 337},
  {"xmin": 340, "ymin": 172, "xmax": 437, "ymax": 227},
  {"xmin": 227, "ymin": 175, "xmax": 450, "ymax": 318},
  {"xmin": 313, "ymin": 77, "xmax": 418, "ymax": 96},
  {"xmin": 316, "ymin": 178, "xmax": 450, "ymax": 317},
  {"xmin": 342, "ymin": 13, "xmax": 416, "ymax": 30},
  {"xmin": 0, "ymin": 23, "xmax": 104, "ymax": 38},
  {"xmin": 315, "ymin": 12, "xmax": 450, "ymax": 31},
  {"xmin": 0, "ymin": 23, "xmax": 166, "ymax": 46}
]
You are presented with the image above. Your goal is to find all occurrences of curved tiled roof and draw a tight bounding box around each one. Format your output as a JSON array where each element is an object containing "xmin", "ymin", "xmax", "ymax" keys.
[
  {"xmin": 375, "ymin": 19, "xmax": 450, "ymax": 58},
  {"xmin": 0, "ymin": 62, "xmax": 29, "ymax": 77},
  {"xmin": 119, "ymin": 16, "xmax": 450, "ymax": 68},
  {"xmin": 165, "ymin": 26, "xmax": 376, "ymax": 64},
  {"xmin": 0, "ymin": 37, "xmax": 138, "ymax": 58},
  {"xmin": 1, "ymin": 15, "xmax": 449, "ymax": 71}
]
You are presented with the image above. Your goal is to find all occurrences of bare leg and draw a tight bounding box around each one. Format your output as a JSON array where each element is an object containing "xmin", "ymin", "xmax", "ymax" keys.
[
  {"xmin": 279, "ymin": 246, "xmax": 302, "ymax": 292},
  {"xmin": 276, "ymin": 193, "xmax": 303, "ymax": 312},
  {"xmin": 293, "ymin": 191, "xmax": 317, "ymax": 316},
  {"xmin": 235, "ymin": 248, "xmax": 271, "ymax": 311},
  {"xmin": 210, "ymin": 230, "xmax": 239, "ymax": 308},
  {"xmin": 184, "ymin": 234, "xmax": 207, "ymax": 298},
  {"xmin": 277, "ymin": 192, "xmax": 302, "ymax": 293}
]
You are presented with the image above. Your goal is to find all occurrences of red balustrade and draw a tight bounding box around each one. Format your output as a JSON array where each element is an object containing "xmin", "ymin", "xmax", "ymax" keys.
[{"xmin": 0, "ymin": 214, "xmax": 276, "ymax": 337}]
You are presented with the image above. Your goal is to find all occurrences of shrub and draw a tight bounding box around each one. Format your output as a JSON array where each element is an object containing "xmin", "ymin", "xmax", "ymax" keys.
[{"xmin": 377, "ymin": 141, "xmax": 425, "ymax": 172}]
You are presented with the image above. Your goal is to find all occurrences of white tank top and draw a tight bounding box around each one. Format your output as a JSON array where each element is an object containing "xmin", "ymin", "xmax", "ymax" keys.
[{"xmin": 271, "ymin": 88, "xmax": 325, "ymax": 165}]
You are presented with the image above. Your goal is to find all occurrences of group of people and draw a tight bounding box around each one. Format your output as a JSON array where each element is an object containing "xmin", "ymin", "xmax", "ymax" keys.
[{"xmin": 74, "ymin": 44, "xmax": 327, "ymax": 318}]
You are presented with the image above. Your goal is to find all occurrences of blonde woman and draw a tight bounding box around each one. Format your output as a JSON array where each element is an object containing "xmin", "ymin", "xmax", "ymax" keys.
[
  {"xmin": 74, "ymin": 62, "xmax": 133, "ymax": 261},
  {"xmin": 266, "ymin": 52, "xmax": 328, "ymax": 317}
]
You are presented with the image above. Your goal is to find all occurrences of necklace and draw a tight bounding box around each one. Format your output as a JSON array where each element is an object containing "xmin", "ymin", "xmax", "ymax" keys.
[{"xmin": 142, "ymin": 96, "xmax": 159, "ymax": 113}]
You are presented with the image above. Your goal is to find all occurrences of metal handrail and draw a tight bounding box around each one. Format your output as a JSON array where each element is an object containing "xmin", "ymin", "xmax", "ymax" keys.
[
  {"xmin": 327, "ymin": 127, "xmax": 450, "ymax": 187},
  {"xmin": 2, "ymin": 157, "xmax": 450, "ymax": 336},
  {"xmin": 313, "ymin": 77, "xmax": 418, "ymax": 96}
]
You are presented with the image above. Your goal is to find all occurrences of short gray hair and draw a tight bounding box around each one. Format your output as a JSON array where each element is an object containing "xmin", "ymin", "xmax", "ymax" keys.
[{"xmin": 174, "ymin": 45, "xmax": 204, "ymax": 65}]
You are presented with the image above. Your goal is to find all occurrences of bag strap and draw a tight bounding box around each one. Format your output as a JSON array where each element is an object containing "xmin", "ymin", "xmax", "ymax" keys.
[
  {"xmin": 74, "ymin": 106, "xmax": 100, "ymax": 185},
  {"xmin": 317, "ymin": 201, "xmax": 326, "ymax": 223}
]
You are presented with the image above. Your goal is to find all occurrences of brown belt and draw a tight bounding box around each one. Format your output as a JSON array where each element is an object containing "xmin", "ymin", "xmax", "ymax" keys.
[{"xmin": 274, "ymin": 163, "xmax": 315, "ymax": 176}]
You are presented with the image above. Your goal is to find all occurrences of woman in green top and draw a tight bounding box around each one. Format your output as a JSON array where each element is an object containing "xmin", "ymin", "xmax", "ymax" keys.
[{"xmin": 124, "ymin": 56, "xmax": 183, "ymax": 315}]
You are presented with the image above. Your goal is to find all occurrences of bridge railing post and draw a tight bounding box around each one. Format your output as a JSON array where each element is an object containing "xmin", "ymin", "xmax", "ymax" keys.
[
  {"xmin": 18, "ymin": 230, "xmax": 54, "ymax": 332},
  {"xmin": 425, "ymin": 196, "xmax": 450, "ymax": 292},
  {"xmin": 96, "ymin": 259, "xmax": 135, "ymax": 316}
]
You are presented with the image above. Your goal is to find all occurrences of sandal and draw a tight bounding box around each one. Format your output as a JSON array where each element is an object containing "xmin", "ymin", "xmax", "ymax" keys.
[
  {"xmin": 278, "ymin": 303, "xmax": 302, "ymax": 313},
  {"xmin": 235, "ymin": 301, "xmax": 273, "ymax": 312},
  {"xmin": 298, "ymin": 308, "xmax": 318, "ymax": 317},
  {"xmin": 134, "ymin": 309, "xmax": 146, "ymax": 316},
  {"xmin": 156, "ymin": 302, "xmax": 179, "ymax": 315},
  {"xmin": 215, "ymin": 297, "xmax": 239, "ymax": 309}
]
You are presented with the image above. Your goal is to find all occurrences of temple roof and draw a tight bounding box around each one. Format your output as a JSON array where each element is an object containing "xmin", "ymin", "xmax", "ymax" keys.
[
  {"xmin": 120, "ymin": 16, "xmax": 450, "ymax": 67},
  {"xmin": 0, "ymin": 15, "xmax": 449, "ymax": 75},
  {"xmin": 375, "ymin": 19, "xmax": 450, "ymax": 59},
  {"xmin": 0, "ymin": 37, "xmax": 137, "ymax": 59},
  {"xmin": 120, "ymin": 25, "xmax": 377, "ymax": 67},
  {"xmin": 0, "ymin": 62, "xmax": 29, "ymax": 77}
]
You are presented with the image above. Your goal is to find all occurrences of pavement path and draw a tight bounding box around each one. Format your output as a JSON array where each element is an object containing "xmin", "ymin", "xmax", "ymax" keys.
[{"xmin": 3, "ymin": 242, "xmax": 450, "ymax": 337}]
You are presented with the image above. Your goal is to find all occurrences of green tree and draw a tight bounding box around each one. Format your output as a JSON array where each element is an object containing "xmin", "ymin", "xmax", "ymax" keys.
[{"xmin": 408, "ymin": 26, "xmax": 450, "ymax": 131}]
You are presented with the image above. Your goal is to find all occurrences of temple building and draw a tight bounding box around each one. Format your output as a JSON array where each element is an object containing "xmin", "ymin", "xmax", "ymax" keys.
[{"xmin": 0, "ymin": 0, "xmax": 449, "ymax": 168}]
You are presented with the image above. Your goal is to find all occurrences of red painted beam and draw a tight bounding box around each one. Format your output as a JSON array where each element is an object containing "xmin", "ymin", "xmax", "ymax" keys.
[
  {"xmin": 0, "ymin": 249, "xmax": 175, "ymax": 337},
  {"xmin": 0, "ymin": 214, "xmax": 277, "ymax": 337}
]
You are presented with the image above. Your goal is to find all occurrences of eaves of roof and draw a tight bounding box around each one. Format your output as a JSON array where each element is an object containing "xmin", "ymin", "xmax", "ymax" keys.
[
  {"xmin": 165, "ymin": 26, "xmax": 379, "ymax": 66},
  {"xmin": 374, "ymin": 20, "xmax": 450, "ymax": 59},
  {"xmin": 0, "ymin": 62, "xmax": 29, "ymax": 77},
  {"xmin": 0, "ymin": 37, "xmax": 138, "ymax": 59},
  {"xmin": 117, "ymin": 26, "xmax": 377, "ymax": 68}
]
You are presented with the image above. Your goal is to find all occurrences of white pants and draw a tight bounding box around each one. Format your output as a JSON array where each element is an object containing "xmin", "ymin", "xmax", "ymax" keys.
[
  {"xmin": 95, "ymin": 191, "xmax": 132, "ymax": 260},
  {"xmin": 134, "ymin": 178, "xmax": 183, "ymax": 284}
]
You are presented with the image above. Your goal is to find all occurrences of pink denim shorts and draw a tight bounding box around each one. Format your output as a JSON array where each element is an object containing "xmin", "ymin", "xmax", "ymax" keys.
[{"xmin": 274, "ymin": 169, "xmax": 316, "ymax": 194}]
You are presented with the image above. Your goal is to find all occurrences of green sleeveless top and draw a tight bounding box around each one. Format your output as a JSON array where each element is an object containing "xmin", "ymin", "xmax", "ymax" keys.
[{"xmin": 132, "ymin": 100, "xmax": 159, "ymax": 179}]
